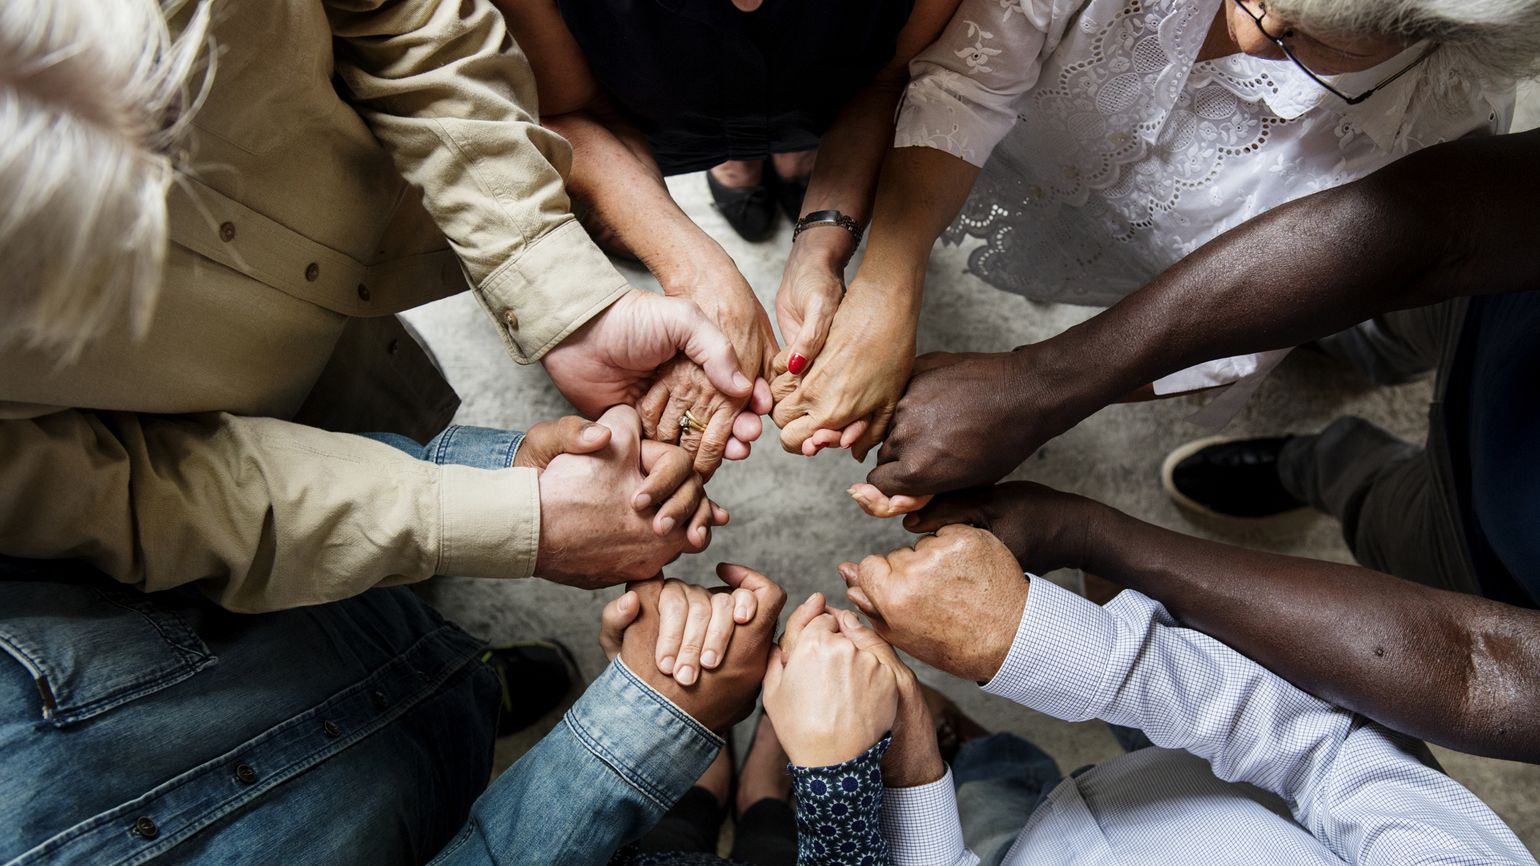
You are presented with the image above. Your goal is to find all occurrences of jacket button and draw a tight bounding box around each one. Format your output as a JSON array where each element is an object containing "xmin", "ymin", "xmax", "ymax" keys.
[
  {"xmin": 132, "ymin": 815, "xmax": 159, "ymax": 839},
  {"xmin": 356, "ymin": 283, "xmax": 370, "ymax": 302},
  {"xmin": 234, "ymin": 763, "xmax": 258, "ymax": 785},
  {"xmin": 304, "ymin": 262, "xmax": 320, "ymax": 282},
  {"xmin": 218, "ymin": 222, "xmax": 236, "ymax": 242},
  {"xmin": 502, "ymin": 309, "xmax": 519, "ymax": 330},
  {"xmin": 322, "ymin": 719, "xmax": 341, "ymax": 738},
  {"xmin": 371, "ymin": 690, "xmax": 390, "ymax": 710}
]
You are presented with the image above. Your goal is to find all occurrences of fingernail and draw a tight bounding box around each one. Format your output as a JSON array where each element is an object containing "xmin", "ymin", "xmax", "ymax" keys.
[
  {"xmin": 659, "ymin": 516, "xmax": 676, "ymax": 534},
  {"xmin": 701, "ymin": 650, "xmax": 718, "ymax": 667},
  {"xmin": 660, "ymin": 655, "xmax": 675, "ymax": 673},
  {"xmin": 732, "ymin": 372, "xmax": 752, "ymax": 392},
  {"xmin": 580, "ymin": 424, "xmax": 606, "ymax": 444},
  {"xmin": 677, "ymin": 665, "xmax": 697, "ymax": 685},
  {"xmin": 634, "ymin": 493, "xmax": 652, "ymax": 510},
  {"xmin": 736, "ymin": 603, "xmax": 750, "ymax": 620},
  {"xmin": 787, "ymin": 353, "xmax": 807, "ymax": 375}
]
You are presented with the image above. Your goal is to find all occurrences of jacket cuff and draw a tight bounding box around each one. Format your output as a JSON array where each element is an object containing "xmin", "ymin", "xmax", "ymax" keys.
[
  {"xmin": 476, "ymin": 219, "xmax": 629, "ymax": 364},
  {"xmin": 980, "ymin": 576, "xmax": 1117, "ymax": 723},
  {"xmin": 435, "ymin": 464, "xmax": 539, "ymax": 578},
  {"xmin": 565, "ymin": 659, "xmax": 724, "ymax": 811}
]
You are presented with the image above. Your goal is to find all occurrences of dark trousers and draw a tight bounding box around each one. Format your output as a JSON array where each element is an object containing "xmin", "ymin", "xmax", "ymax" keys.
[
  {"xmin": 635, "ymin": 788, "xmax": 797, "ymax": 865},
  {"xmin": 1281, "ymin": 302, "xmax": 1481, "ymax": 595}
]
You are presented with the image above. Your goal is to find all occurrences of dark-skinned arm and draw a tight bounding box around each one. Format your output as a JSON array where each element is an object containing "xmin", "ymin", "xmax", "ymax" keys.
[
  {"xmin": 908, "ymin": 482, "xmax": 1540, "ymax": 763},
  {"xmin": 871, "ymin": 128, "xmax": 1540, "ymax": 495}
]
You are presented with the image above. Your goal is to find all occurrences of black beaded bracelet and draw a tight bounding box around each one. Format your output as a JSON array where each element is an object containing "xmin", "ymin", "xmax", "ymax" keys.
[{"xmin": 793, "ymin": 209, "xmax": 864, "ymax": 245}]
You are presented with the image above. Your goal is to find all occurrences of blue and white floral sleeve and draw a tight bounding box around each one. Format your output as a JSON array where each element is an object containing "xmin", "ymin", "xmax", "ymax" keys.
[{"xmin": 789, "ymin": 736, "xmax": 893, "ymax": 866}]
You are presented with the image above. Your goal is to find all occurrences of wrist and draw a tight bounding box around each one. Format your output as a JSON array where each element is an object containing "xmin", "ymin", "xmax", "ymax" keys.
[
  {"xmin": 650, "ymin": 235, "xmax": 735, "ymax": 295},
  {"xmin": 788, "ymin": 228, "xmax": 855, "ymax": 273}
]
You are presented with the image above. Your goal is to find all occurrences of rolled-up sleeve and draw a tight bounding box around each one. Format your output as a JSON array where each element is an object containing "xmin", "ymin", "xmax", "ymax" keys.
[
  {"xmin": 0, "ymin": 410, "xmax": 539, "ymax": 613},
  {"xmin": 896, "ymin": 0, "xmax": 1084, "ymax": 166},
  {"xmin": 327, "ymin": 0, "xmax": 627, "ymax": 362}
]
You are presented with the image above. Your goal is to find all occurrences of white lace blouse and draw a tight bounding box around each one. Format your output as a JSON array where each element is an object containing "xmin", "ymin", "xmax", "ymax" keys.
[{"xmin": 896, "ymin": 0, "xmax": 1511, "ymax": 395}]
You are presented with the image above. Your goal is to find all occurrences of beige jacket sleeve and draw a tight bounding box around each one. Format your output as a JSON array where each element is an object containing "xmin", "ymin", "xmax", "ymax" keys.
[
  {"xmin": 327, "ymin": 0, "xmax": 628, "ymax": 363},
  {"xmin": 0, "ymin": 411, "xmax": 539, "ymax": 613}
]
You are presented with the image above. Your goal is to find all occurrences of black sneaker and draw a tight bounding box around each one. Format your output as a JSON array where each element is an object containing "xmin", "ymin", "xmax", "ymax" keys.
[
  {"xmin": 706, "ymin": 165, "xmax": 778, "ymax": 242},
  {"xmin": 481, "ymin": 639, "xmax": 581, "ymax": 737},
  {"xmin": 1161, "ymin": 435, "xmax": 1306, "ymax": 518}
]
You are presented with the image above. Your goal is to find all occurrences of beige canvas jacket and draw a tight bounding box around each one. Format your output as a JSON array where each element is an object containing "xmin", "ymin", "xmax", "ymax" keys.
[{"xmin": 0, "ymin": 0, "xmax": 629, "ymax": 611}]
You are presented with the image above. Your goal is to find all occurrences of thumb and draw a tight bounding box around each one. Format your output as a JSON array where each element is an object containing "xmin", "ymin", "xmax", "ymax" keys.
[
  {"xmin": 902, "ymin": 490, "xmax": 989, "ymax": 535},
  {"xmin": 664, "ymin": 297, "xmax": 752, "ymax": 398},
  {"xmin": 599, "ymin": 590, "xmax": 639, "ymax": 660},
  {"xmin": 783, "ymin": 293, "xmax": 834, "ymax": 377},
  {"xmin": 516, "ymin": 416, "xmax": 612, "ymax": 470}
]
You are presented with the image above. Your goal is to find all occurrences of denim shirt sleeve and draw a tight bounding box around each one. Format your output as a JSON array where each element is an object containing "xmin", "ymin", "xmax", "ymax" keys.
[
  {"xmin": 789, "ymin": 737, "xmax": 892, "ymax": 865},
  {"xmin": 428, "ymin": 658, "xmax": 723, "ymax": 866}
]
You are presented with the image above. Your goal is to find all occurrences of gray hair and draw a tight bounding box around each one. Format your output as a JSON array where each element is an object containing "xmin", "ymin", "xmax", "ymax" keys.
[
  {"xmin": 0, "ymin": 0, "xmax": 210, "ymax": 360},
  {"xmin": 1270, "ymin": 0, "xmax": 1540, "ymax": 104}
]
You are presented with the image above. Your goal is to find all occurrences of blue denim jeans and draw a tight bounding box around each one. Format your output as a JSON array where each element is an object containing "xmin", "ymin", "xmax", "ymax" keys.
[
  {"xmin": 0, "ymin": 425, "xmax": 529, "ymax": 865},
  {"xmin": 953, "ymin": 733, "xmax": 1064, "ymax": 866}
]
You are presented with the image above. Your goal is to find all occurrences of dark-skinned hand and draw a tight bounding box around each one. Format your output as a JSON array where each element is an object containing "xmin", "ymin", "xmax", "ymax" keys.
[
  {"xmin": 867, "ymin": 347, "xmax": 1077, "ymax": 498},
  {"xmin": 900, "ymin": 481, "xmax": 1106, "ymax": 575}
]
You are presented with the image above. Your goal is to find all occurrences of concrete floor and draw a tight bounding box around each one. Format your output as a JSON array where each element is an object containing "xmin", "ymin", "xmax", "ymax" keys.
[{"xmin": 405, "ymin": 153, "xmax": 1540, "ymax": 853}]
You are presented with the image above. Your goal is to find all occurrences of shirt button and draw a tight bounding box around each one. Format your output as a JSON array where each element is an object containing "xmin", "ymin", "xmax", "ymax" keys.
[
  {"xmin": 322, "ymin": 719, "xmax": 342, "ymax": 738},
  {"xmin": 502, "ymin": 309, "xmax": 519, "ymax": 330},
  {"xmin": 356, "ymin": 283, "xmax": 370, "ymax": 302},
  {"xmin": 371, "ymin": 690, "xmax": 390, "ymax": 711},
  {"xmin": 304, "ymin": 262, "xmax": 320, "ymax": 282},
  {"xmin": 234, "ymin": 763, "xmax": 258, "ymax": 785},
  {"xmin": 218, "ymin": 222, "xmax": 236, "ymax": 243},
  {"xmin": 132, "ymin": 815, "xmax": 159, "ymax": 840}
]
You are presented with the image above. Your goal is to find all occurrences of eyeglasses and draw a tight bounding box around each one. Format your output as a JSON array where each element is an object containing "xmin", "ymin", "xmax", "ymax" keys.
[{"xmin": 1230, "ymin": 0, "xmax": 1436, "ymax": 106}]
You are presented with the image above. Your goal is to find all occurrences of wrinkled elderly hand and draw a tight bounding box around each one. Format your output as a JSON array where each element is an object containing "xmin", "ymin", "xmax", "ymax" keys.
[
  {"xmin": 536, "ymin": 405, "xmax": 728, "ymax": 588},
  {"xmin": 641, "ymin": 267, "xmax": 777, "ymax": 477},
  {"xmin": 867, "ymin": 346, "xmax": 1077, "ymax": 499},
  {"xmin": 543, "ymin": 287, "xmax": 753, "ymax": 420},
  {"xmin": 763, "ymin": 594, "xmax": 897, "ymax": 767},
  {"xmin": 901, "ymin": 481, "xmax": 1105, "ymax": 575},
  {"xmin": 770, "ymin": 285, "xmax": 915, "ymax": 460},
  {"xmin": 613, "ymin": 564, "xmax": 788, "ymax": 731},
  {"xmin": 839, "ymin": 525, "xmax": 1028, "ymax": 683}
]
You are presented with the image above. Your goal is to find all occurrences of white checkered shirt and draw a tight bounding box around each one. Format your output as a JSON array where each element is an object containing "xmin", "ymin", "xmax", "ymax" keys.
[{"xmin": 878, "ymin": 578, "xmax": 1535, "ymax": 865}]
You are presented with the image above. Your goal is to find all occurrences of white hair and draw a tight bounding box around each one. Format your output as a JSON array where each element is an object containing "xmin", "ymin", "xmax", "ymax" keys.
[
  {"xmin": 1270, "ymin": 0, "xmax": 1540, "ymax": 106},
  {"xmin": 0, "ymin": 0, "xmax": 210, "ymax": 360}
]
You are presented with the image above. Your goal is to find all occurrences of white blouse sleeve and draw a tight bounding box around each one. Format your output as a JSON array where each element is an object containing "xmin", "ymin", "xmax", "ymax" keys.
[{"xmin": 895, "ymin": 0, "xmax": 1087, "ymax": 167}]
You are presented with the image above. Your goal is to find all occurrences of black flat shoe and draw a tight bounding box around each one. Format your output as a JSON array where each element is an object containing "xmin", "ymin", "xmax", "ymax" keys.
[
  {"xmin": 481, "ymin": 639, "xmax": 581, "ymax": 736},
  {"xmin": 769, "ymin": 168, "xmax": 810, "ymax": 224},
  {"xmin": 706, "ymin": 167, "xmax": 778, "ymax": 242},
  {"xmin": 1161, "ymin": 435, "xmax": 1307, "ymax": 518}
]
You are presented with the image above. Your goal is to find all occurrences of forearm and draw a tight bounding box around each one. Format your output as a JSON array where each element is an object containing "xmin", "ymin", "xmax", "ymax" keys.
[
  {"xmin": 849, "ymin": 146, "xmax": 981, "ymax": 311},
  {"xmin": 1083, "ymin": 507, "xmax": 1540, "ymax": 762},
  {"xmin": 430, "ymin": 659, "xmax": 721, "ymax": 866},
  {"xmin": 1027, "ymin": 128, "xmax": 1540, "ymax": 418},
  {"xmin": 0, "ymin": 411, "xmax": 537, "ymax": 612},
  {"xmin": 546, "ymin": 110, "xmax": 735, "ymax": 288}
]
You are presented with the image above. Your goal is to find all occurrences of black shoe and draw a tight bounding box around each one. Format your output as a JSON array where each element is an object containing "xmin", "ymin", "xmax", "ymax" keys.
[
  {"xmin": 706, "ymin": 166, "xmax": 778, "ymax": 242},
  {"xmin": 768, "ymin": 166, "xmax": 810, "ymax": 225},
  {"xmin": 481, "ymin": 639, "xmax": 581, "ymax": 737},
  {"xmin": 1161, "ymin": 435, "xmax": 1306, "ymax": 518}
]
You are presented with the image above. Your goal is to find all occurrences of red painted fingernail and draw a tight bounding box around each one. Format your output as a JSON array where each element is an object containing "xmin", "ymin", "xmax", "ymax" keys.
[{"xmin": 787, "ymin": 353, "xmax": 807, "ymax": 375}]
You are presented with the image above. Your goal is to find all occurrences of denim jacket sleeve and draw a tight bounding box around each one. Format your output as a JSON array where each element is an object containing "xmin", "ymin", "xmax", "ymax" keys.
[{"xmin": 428, "ymin": 658, "xmax": 723, "ymax": 866}]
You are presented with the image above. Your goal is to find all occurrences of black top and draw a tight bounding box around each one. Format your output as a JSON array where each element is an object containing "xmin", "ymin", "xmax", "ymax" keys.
[
  {"xmin": 1445, "ymin": 288, "xmax": 1540, "ymax": 607},
  {"xmin": 557, "ymin": 0, "xmax": 914, "ymax": 176}
]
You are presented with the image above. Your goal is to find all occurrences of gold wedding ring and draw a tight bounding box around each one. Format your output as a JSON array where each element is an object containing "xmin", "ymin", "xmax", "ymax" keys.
[{"xmin": 679, "ymin": 409, "xmax": 707, "ymax": 434}]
